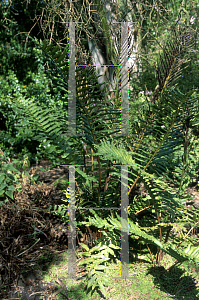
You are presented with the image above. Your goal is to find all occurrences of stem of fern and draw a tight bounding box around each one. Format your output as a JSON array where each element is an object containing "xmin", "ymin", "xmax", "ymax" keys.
[
  {"xmin": 177, "ymin": 114, "xmax": 190, "ymax": 198},
  {"xmin": 77, "ymin": 89, "xmax": 102, "ymax": 205},
  {"xmin": 91, "ymin": 148, "xmax": 94, "ymax": 190},
  {"xmin": 115, "ymin": 64, "xmax": 120, "ymax": 107},
  {"xmin": 146, "ymin": 243, "xmax": 155, "ymax": 267}
]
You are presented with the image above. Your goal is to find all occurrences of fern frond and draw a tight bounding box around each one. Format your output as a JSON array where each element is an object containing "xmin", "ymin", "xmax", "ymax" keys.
[
  {"xmin": 6, "ymin": 95, "xmax": 79, "ymax": 163},
  {"xmin": 152, "ymin": 24, "xmax": 194, "ymax": 104},
  {"xmin": 78, "ymin": 241, "xmax": 114, "ymax": 298},
  {"xmin": 80, "ymin": 211, "xmax": 199, "ymax": 265},
  {"xmin": 96, "ymin": 87, "xmax": 198, "ymax": 216},
  {"xmin": 95, "ymin": 140, "xmax": 135, "ymax": 165}
]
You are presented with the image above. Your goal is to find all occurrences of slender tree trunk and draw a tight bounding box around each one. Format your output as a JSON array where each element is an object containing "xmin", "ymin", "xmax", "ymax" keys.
[{"xmin": 85, "ymin": 0, "xmax": 140, "ymax": 101}]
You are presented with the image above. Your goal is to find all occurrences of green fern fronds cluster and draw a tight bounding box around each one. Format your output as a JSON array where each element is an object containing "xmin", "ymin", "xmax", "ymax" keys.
[
  {"xmin": 79, "ymin": 210, "xmax": 199, "ymax": 264},
  {"xmin": 6, "ymin": 21, "xmax": 199, "ymax": 299},
  {"xmin": 78, "ymin": 241, "xmax": 119, "ymax": 298}
]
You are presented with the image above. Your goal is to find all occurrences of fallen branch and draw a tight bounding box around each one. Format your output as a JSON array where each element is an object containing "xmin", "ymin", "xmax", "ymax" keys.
[{"xmin": 15, "ymin": 238, "xmax": 40, "ymax": 257}]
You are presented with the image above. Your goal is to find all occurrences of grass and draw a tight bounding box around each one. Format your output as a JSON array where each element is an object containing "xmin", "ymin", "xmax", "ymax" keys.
[{"xmin": 32, "ymin": 246, "xmax": 199, "ymax": 300}]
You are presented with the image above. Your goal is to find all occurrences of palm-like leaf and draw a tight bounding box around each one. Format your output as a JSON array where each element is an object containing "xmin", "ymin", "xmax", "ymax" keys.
[
  {"xmin": 96, "ymin": 87, "xmax": 198, "ymax": 215},
  {"xmin": 152, "ymin": 24, "xmax": 194, "ymax": 104},
  {"xmin": 80, "ymin": 210, "xmax": 199, "ymax": 265}
]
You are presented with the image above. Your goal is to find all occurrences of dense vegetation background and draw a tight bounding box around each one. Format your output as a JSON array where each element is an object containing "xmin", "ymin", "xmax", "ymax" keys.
[{"xmin": 0, "ymin": 0, "xmax": 199, "ymax": 164}]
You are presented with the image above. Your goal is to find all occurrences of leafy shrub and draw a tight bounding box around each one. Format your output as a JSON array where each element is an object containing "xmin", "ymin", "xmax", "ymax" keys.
[
  {"xmin": 0, "ymin": 5, "xmax": 67, "ymax": 165},
  {"xmin": 0, "ymin": 153, "xmax": 21, "ymax": 203}
]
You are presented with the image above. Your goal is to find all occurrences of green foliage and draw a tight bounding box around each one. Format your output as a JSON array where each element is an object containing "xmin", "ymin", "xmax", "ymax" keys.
[
  {"xmin": 0, "ymin": 3, "xmax": 67, "ymax": 164},
  {"xmin": 130, "ymin": 3, "xmax": 199, "ymax": 135},
  {"xmin": 48, "ymin": 203, "xmax": 69, "ymax": 224},
  {"xmin": 78, "ymin": 210, "xmax": 120, "ymax": 298},
  {"xmin": 78, "ymin": 241, "xmax": 117, "ymax": 298},
  {"xmin": 0, "ymin": 154, "xmax": 21, "ymax": 203},
  {"xmin": 0, "ymin": 152, "xmax": 40, "ymax": 204},
  {"xmin": 1, "ymin": 7, "xmax": 199, "ymax": 297},
  {"xmin": 6, "ymin": 36, "xmax": 122, "ymax": 208},
  {"xmin": 79, "ymin": 210, "xmax": 199, "ymax": 267}
]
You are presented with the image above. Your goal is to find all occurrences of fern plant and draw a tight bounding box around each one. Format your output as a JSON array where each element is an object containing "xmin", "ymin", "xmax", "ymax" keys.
[
  {"xmin": 78, "ymin": 241, "xmax": 119, "ymax": 298},
  {"xmin": 8, "ymin": 36, "xmax": 121, "ymax": 206},
  {"xmin": 5, "ymin": 21, "xmax": 199, "ymax": 298},
  {"xmin": 77, "ymin": 209, "xmax": 199, "ymax": 297}
]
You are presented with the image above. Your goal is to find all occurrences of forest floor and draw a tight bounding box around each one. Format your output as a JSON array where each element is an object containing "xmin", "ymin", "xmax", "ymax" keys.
[{"xmin": 1, "ymin": 158, "xmax": 199, "ymax": 299}]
